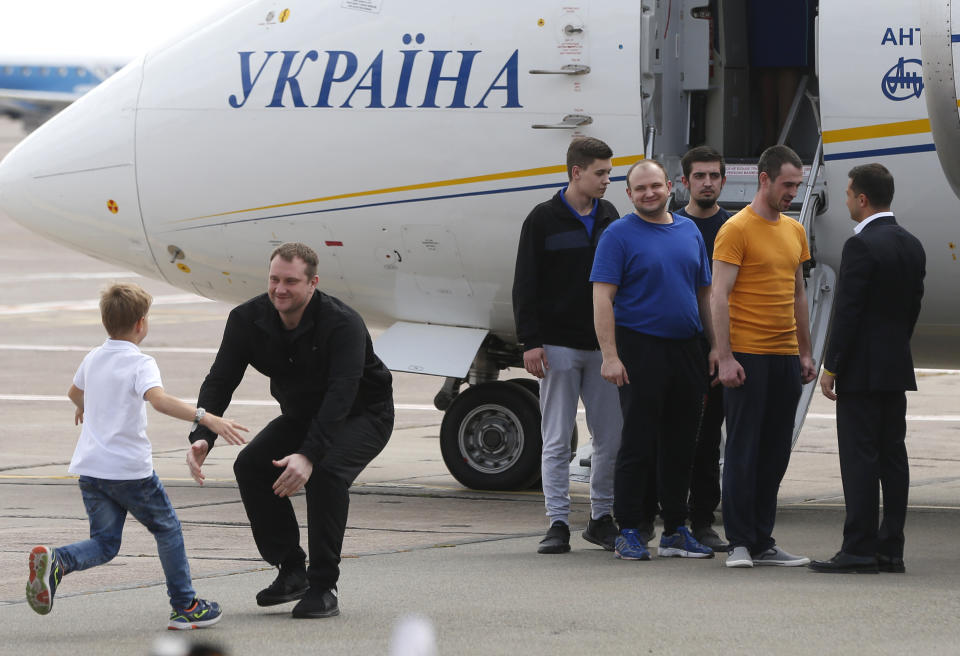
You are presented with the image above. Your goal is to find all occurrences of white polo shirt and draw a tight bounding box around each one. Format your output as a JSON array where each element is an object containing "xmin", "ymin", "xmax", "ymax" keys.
[{"xmin": 69, "ymin": 339, "xmax": 163, "ymax": 480}]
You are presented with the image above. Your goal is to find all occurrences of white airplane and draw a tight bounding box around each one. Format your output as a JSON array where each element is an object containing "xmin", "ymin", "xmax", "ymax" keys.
[
  {"xmin": 0, "ymin": 0, "xmax": 957, "ymax": 491},
  {"xmin": 0, "ymin": 59, "xmax": 126, "ymax": 130}
]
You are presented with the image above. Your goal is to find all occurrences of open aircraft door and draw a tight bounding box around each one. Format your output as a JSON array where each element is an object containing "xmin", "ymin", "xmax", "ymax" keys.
[{"xmin": 920, "ymin": 0, "xmax": 960, "ymax": 202}]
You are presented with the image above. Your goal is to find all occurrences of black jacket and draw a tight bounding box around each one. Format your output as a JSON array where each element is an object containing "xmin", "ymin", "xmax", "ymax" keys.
[
  {"xmin": 191, "ymin": 291, "xmax": 393, "ymax": 463},
  {"xmin": 512, "ymin": 190, "xmax": 619, "ymax": 351},
  {"xmin": 824, "ymin": 215, "xmax": 926, "ymax": 392}
]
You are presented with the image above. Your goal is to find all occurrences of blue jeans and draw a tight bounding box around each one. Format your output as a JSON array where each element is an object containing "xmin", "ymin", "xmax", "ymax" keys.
[{"xmin": 57, "ymin": 473, "xmax": 195, "ymax": 609}]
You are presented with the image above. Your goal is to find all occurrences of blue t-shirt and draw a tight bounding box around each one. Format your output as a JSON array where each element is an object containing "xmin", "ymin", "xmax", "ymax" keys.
[
  {"xmin": 590, "ymin": 212, "xmax": 712, "ymax": 339},
  {"xmin": 559, "ymin": 186, "xmax": 597, "ymax": 239}
]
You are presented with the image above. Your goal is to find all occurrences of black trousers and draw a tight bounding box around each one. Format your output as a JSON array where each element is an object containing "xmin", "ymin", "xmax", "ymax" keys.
[
  {"xmin": 837, "ymin": 391, "xmax": 909, "ymax": 558},
  {"xmin": 640, "ymin": 336, "xmax": 723, "ymax": 532},
  {"xmin": 689, "ymin": 376, "xmax": 724, "ymax": 530},
  {"xmin": 613, "ymin": 328, "xmax": 705, "ymax": 534},
  {"xmin": 233, "ymin": 408, "xmax": 393, "ymax": 590},
  {"xmin": 721, "ymin": 353, "xmax": 800, "ymax": 553}
]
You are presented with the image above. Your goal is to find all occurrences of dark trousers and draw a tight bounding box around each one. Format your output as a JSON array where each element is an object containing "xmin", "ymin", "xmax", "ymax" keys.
[
  {"xmin": 721, "ymin": 353, "xmax": 800, "ymax": 553},
  {"xmin": 613, "ymin": 328, "xmax": 705, "ymax": 534},
  {"xmin": 690, "ymin": 379, "xmax": 724, "ymax": 530},
  {"xmin": 640, "ymin": 337, "xmax": 723, "ymax": 532},
  {"xmin": 837, "ymin": 391, "xmax": 909, "ymax": 558},
  {"xmin": 233, "ymin": 408, "xmax": 393, "ymax": 590}
]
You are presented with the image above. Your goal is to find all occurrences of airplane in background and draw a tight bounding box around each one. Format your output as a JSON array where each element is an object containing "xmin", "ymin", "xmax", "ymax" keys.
[
  {"xmin": 0, "ymin": 0, "xmax": 233, "ymax": 129},
  {"xmin": 0, "ymin": 0, "xmax": 958, "ymax": 491},
  {"xmin": 0, "ymin": 59, "xmax": 126, "ymax": 130}
]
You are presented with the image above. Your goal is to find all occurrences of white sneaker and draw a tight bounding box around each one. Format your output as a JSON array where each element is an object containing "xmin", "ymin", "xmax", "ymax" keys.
[
  {"xmin": 752, "ymin": 545, "xmax": 810, "ymax": 566},
  {"xmin": 725, "ymin": 545, "xmax": 753, "ymax": 568}
]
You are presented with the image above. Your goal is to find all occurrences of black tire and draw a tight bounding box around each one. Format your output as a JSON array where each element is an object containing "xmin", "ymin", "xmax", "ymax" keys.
[
  {"xmin": 440, "ymin": 382, "xmax": 542, "ymax": 490},
  {"xmin": 506, "ymin": 377, "xmax": 578, "ymax": 460}
]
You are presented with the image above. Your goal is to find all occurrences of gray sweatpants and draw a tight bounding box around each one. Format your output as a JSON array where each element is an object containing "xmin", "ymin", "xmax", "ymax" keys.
[{"xmin": 540, "ymin": 345, "xmax": 622, "ymax": 526}]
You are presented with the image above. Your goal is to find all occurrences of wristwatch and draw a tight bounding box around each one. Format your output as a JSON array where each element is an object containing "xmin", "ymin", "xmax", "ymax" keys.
[{"xmin": 191, "ymin": 407, "xmax": 206, "ymax": 432}]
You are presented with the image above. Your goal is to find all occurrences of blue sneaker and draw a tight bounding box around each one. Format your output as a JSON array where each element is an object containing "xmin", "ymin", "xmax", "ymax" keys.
[
  {"xmin": 614, "ymin": 529, "xmax": 651, "ymax": 561},
  {"xmin": 658, "ymin": 526, "xmax": 714, "ymax": 558},
  {"xmin": 26, "ymin": 545, "xmax": 63, "ymax": 615},
  {"xmin": 168, "ymin": 597, "xmax": 223, "ymax": 630}
]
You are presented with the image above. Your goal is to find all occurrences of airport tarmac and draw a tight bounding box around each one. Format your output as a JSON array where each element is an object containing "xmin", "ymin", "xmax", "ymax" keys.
[{"xmin": 1, "ymin": 115, "xmax": 960, "ymax": 654}]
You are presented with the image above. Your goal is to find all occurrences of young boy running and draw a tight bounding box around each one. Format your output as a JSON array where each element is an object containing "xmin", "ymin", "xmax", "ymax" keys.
[{"xmin": 26, "ymin": 282, "xmax": 248, "ymax": 629}]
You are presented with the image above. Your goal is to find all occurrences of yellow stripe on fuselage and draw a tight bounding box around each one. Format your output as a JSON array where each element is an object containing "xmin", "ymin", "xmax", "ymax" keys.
[
  {"xmin": 822, "ymin": 118, "xmax": 932, "ymax": 144},
  {"xmin": 177, "ymin": 154, "xmax": 645, "ymax": 223},
  {"xmin": 823, "ymin": 100, "xmax": 960, "ymax": 144}
]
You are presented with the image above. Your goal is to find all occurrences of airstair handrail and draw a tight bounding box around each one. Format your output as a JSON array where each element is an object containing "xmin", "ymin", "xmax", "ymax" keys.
[{"xmin": 798, "ymin": 136, "xmax": 824, "ymax": 237}]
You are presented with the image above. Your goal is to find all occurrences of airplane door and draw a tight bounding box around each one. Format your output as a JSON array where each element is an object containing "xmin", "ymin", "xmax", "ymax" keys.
[{"xmin": 920, "ymin": 0, "xmax": 960, "ymax": 201}]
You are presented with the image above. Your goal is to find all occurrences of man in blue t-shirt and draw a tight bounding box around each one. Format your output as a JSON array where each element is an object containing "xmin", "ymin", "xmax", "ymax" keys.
[
  {"xmin": 674, "ymin": 146, "xmax": 732, "ymax": 553},
  {"xmin": 591, "ymin": 159, "xmax": 714, "ymax": 561}
]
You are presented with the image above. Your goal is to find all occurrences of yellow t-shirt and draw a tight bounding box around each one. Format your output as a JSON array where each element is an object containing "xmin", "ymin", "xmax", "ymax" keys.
[{"xmin": 713, "ymin": 206, "xmax": 810, "ymax": 355}]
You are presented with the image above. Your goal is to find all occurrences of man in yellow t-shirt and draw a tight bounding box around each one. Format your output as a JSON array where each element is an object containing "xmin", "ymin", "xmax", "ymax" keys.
[{"xmin": 710, "ymin": 145, "xmax": 817, "ymax": 569}]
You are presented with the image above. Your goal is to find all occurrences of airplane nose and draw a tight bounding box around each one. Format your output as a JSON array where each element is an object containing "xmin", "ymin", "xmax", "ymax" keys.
[{"xmin": 0, "ymin": 56, "xmax": 162, "ymax": 278}]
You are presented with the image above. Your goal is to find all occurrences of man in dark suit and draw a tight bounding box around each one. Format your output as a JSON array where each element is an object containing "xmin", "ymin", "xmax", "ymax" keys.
[{"xmin": 809, "ymin": 163, "xmax": 926, "ymax": 574}]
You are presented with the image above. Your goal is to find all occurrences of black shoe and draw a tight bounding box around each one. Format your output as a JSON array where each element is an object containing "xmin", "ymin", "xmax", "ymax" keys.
[
  {"xmin": 292, "ymin": 587, "xmax": 340, "ymax": 619},
  {"xmin": 877, "ymin": 554, "xmax": 906, "ymax": 573},
  {"xmin": 256, "ymin": 566, "xmax": 309, "ymax": 606},
  {"xmin": 692, "ymin": 526, "xmax": 730, "ymax": 552},
  {"xmin": 583, "ymin": 515, "xmax": 619, "ymax": 551},
  {"xmin": 538, "ymin": 521, "xmax": 571, "ymax": 554},
  {"xmin": 808, "ymin": 551, "xmax": 879, "ymax": 574}
]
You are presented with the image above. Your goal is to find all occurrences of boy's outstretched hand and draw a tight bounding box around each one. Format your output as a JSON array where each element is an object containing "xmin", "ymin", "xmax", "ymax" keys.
[{"xmin": 205, "ymin": 413, "xmax": 249, "ymax": 445}]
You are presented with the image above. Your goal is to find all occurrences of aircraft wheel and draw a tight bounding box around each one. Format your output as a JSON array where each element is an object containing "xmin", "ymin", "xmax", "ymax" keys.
[
  {"xmin": 505, "ymin": 377, "xmax": 578, "ymax": 462},
  {"xmin": 440, "ymin": 382, "xmax": 542, "ymax": 490}
]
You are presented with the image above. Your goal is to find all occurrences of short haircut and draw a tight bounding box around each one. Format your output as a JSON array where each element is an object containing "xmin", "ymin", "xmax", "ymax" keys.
[
  {"xmin": 270, "ymin": 242, "xmax": 319, "ymax": 279},
  {"xmin": 848, "ymin": 163, "xmax": 895, "ymax": 208},
  {"xmin": 681, "ymin": 145, "xmax": 725, "ymax": 178},
  {"xmin": 100, "ymin": 282, "xmax": 152, "ymax": 338},
  {"xmin": 625, "ymin": 158, "xmax": 667, "ymax": 186},
  {"xmin": 566, "ymin": 137, "xmax": 613, "ymax": 180},
  {"xmin": 757, "ymin": 145, "xmax": 803, "ymax": 182}
]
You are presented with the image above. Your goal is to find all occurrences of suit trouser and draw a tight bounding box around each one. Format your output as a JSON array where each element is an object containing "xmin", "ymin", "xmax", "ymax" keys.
[
  {"xmin": 721, "ymin": 353, "xmax": 800, "ymax": 553},
  {"xmin": 837, "ymin": 391, "xmax": 909, "ymax": 558},
  {"xmin": 539, "ymin": 345, "xmax": 622, "ymax": 525},
  {"xmin": 233, "ymin": 407, "xmax": 393, "ymax": 590},
  {"xmin": 613, "ymin": 328, "xmax": 705, "ymax": 534}
]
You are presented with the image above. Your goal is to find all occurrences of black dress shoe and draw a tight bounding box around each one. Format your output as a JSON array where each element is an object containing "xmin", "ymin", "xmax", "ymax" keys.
[
  {"xmin": 877, "ymin": 554, "xmax": 906, "ymax": 573},
  {"xmin": 808, "ymin": 551, "xmax": 878, "ymax": 574},
  {"xmin": 538, "ymin": 521, "xmax": 571, "ymax": 554},
  {"xmin": 292, "ymin": 587, "xmax": 340, "ymax": 619},
  {"xmin": 256, "ymin": 566, "xmax": 309, "ymax": 606}
]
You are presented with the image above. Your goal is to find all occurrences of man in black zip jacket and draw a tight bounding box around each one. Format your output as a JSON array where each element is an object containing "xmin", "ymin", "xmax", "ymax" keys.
[
  {"xmin": 513, "ymin": 137, "xmax": 622, "ymax": 554},
  {"xmin": 186, "ymin": 242, "xmax": 393, "ymax": 619}
]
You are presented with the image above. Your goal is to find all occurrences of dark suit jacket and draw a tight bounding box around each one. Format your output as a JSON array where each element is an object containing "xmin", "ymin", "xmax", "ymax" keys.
[{"xmin": 823, "ymin": 215, "xmax": 926, "ymax": 393}]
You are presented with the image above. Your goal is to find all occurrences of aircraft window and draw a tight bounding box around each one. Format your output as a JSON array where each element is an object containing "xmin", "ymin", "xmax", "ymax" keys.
[
  {"xmin": 58, "ymin": 67, "xmax": 67, "ymax": 77},
  {"xmin": 40, "ymin": 67, "xmax": 50, "ymax": 76},
  {"xmin": 2, "ymin": 66, "xmax": 11, "ymax": 76},
  {"xmin": 21, "ymin": 67, "xmax": 31, "ymax": 76},
  {"xmin": 76, "ymin": 68, "xmax": 87, "ymax": 77}
]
